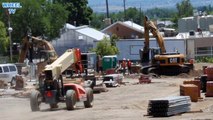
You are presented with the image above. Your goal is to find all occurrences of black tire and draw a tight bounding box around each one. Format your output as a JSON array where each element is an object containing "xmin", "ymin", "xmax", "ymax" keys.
[
  {"xmin": 30, "ymin": 90, "xmax": 42, "ymax": 112},
  {"xmin": 10, "ymin": 77, "xmax": 16, "ymax": 86},
  {"xmin": 84, "ymin": 88, "xmax": 93, "ymax": 108},
  {"xmin": 66, "ymin": 90, "xmax": 76, "ymax": 110}
]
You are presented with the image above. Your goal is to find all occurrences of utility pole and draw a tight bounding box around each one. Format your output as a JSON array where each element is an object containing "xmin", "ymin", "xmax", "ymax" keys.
[
  {"xmin": 106, "ymin": 0, "xmax": 109, "ymax": 18},
  {"xmin": 139, "ymin": 4, "xmax": 142, "ymax": 25},
  {"xmin": 2, "ymin": 2, "xmax": 22, "ymax": 62},
  {"xmin": 123, "ymin": 0, "xmax": 126, "ymax": 20},
  {"xmin": 104, "ymin": 0, "xmax": 111, "ymax": 26},
  {"xmin": 7, "ymin": 10, "xmax": 13, "ymax": 62}
]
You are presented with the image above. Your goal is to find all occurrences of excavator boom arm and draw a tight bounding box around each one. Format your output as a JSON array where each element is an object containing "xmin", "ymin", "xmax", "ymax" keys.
[
  {"xmin": 144, "ymin": 16, "xmax": 166, "ymax": 54},
  {"xmin": 18, "ymin": 35, "xmax": 58, "ymax": 75},
  {"xmin": 18, "ymin": 36, "xmax": 58, "ymax": 63},
  {"xmin": 18, "ymin": 36, "xmax": 30, "ymax": 63}
]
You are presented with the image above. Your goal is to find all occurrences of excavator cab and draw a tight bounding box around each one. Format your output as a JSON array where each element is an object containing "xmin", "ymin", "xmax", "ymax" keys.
[
  {"xmin": 39, "ymin": 50, "xmax": 57, "ymax": 64},
  {"xmin": 150, "ymin": 47, "xmax": 161, "ymax": 62},
  {"xmin": 140, "ymin": 47, "xmax": 160, "ymax": 65}
]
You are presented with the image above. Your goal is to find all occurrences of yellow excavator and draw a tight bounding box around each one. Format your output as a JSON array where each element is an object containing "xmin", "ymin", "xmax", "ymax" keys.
[
  {"xmin": 140, "ymin": 16, "xmax": 193, "ymax": 75},
  {"xmin": 18, "ymin": 35, "xmax": 58, "ymax": 75}
]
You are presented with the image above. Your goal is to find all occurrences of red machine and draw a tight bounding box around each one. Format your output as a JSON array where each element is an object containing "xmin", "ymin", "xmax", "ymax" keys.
[{"xmin": 30, "ymin": 49, "xmax": 93, "ymax": 111}]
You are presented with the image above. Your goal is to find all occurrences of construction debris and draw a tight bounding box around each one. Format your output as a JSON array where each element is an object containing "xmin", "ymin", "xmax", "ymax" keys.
[
  {"xmin": 147, "ymin": 96, "xmax": 191, "ymax": 117},
  {"xmin": 0, "ymin": 80, "xmax": 6, "ymax": 89},
  {"xmin": 138, "ymin": 74, "xmax": 151, "ymax": 84},
  {"xmin": 15, "ymin": 75, "xmax": 24, "ymax": 90},
  {"xmin": 103, "ymin": 74, "xmax": 124, "ymax": 87}
]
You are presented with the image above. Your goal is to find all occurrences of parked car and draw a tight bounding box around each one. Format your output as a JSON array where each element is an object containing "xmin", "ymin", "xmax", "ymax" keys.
[
  {"xmin": 0, "ymin": 64, "xmax": 18, "ymax": 85},
  {"xmin": 103, "ymin": 74, "xmax": 123, "ymax": 87}
]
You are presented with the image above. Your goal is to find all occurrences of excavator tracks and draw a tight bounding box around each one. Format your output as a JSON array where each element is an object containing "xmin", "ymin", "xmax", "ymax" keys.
[{"xmin": 141, "ymin": 65, "xmax": 191, "ymax": 76}]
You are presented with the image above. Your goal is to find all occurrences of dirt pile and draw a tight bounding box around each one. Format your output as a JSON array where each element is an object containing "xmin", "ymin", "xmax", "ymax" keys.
[{"xmin": 0, "ymin": 80, "xmax": 7, "ymax": 89}]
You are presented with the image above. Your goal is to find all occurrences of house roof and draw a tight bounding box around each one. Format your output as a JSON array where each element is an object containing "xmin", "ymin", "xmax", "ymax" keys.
[
  {"xmin": 102, "ymin": 21, "xmax": 144, "ymax": 33},
  {"xmin": 176, "ymin": 31, "xmax": 213, "ymax": 39},
  {"xmin": 65, "ymin": 23, "xmax": 76, "ymax": 29},
  {"xmin": 181, "ymin": 15, "xmax": 213, "ymax": 20},
  {"xmin": 123, "ymin": 21, "xmax": 144, "ymax": 32},
  {"xmin": 63, "ymin": 23, "xmax": 108, "ymax": 41},
  {"xmin": 76, "ymin": 27, "xmax": 109, "ymax": 41}
]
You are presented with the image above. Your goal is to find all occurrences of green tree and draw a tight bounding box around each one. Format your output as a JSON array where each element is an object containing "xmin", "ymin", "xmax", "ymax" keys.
[
  {"xmin": 197, "ymin": 5, "xmax": 213, "ymax": 14},
  {"xmin": 0, "ymin": 0, "xmax": 68, "ymax": 41},
  {"xmin": 110, "ymin": 34, "xmax": 119, "ymax": 47},
  {"xmin": 90, "ymin": 7, "xmax": 144, "ymax": 30},
  {"xmin": 57, "ymin": 0, "xmax": 93, "ymax": 26},
  {"xmin": 170, "ymin": 0, "xmax": 194, "ymax": 30},
  {"xmin": 93, "ymin": 37, "xmax": 119, "ymax": 57},
  {"xmin": 90, "ymin": 13, "xmax": 105, "ymax": 30},
  {"xmin": 145, "ymin": 8, "xmax": 176, "ymax": 20},
  {"xmin": 176, "ymin": 0, "xmax": 193, "ymax": 18},
  {"xmin": 125, "ymin": 7, "xmax": 144, "ymax": 25},
  {"xmin": 41, "ymin": 3, "xmax": 68, "ymax": 39},
  {"xmin": 111, "ymin": 7, "xmax": 144, "ymax": 25},
  {"xmin": 171, "ymin": 14, "xmax": 179, "ymax": 29},
  {"xmin": 0, "ymin": 21, "xmax": 9, "ymax": 55}
]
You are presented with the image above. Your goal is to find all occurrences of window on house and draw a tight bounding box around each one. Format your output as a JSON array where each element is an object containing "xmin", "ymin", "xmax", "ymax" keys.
[{"xmin": 196, "ymin": 46, "xmax": 212, "ymax": 54}]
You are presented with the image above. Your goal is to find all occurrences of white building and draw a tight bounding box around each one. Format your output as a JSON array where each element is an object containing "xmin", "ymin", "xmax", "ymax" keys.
[
  {"xmin": 177, "ymin": 31, "xmax": 213, "ymax": 59},
  {"xmin": 115, "ymin": 30, "xmax": 213, "ymax": 62},
  {"xmin": 115, "ymin": 38, "xmax": 186, "ymax": 62},
  {"xmin": 52, "ymin": 23, "xmax": 109, "ymax": 55},
  {"xmin": 178, "ymin": 15, "xmax": 213, "ymax": 33}
]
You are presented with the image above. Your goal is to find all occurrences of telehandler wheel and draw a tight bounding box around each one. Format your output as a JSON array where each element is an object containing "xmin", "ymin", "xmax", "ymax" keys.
[
  {"xmin": 66, "ymin": 90, "xmax": 76, "ymax": 110},
  {"xmin": 30, "ymin": 90, "xmax": 42, "ymax": 112},
  {"xmin": 84, "ymin": 88, "xmax": 94, "ymax": 108}
]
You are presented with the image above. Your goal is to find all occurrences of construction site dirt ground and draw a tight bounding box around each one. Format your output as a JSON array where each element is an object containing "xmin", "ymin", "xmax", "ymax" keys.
[{"xmin": 0, "ymin": 63, "xmax": 213, "ymax": 120}]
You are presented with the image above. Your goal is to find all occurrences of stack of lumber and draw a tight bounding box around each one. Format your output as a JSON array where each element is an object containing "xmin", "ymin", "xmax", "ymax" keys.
[{"xmin": 147, "ymin": 96, "xmax": 191, "ymax": 117}]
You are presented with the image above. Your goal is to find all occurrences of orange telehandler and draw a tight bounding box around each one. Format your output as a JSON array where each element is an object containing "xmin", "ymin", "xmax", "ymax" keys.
[
  {"xmin": 140, "ymin": 16, "xmax": 193, "ymax": 75},
  {"xmin": 30, "ymin": 48, "xmax": 93, "ymax": 111}
]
